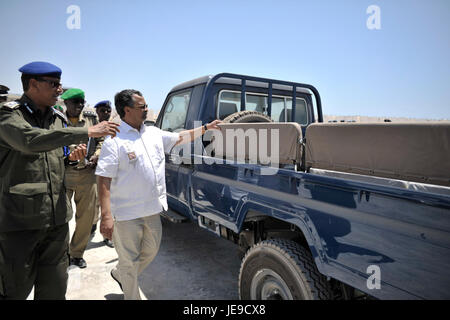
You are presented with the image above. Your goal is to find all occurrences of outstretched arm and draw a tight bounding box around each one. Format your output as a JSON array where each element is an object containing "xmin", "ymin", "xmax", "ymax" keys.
[
  {"xmin": 175, "ymin": 120, "xmax": 221, "ymax": 146},
  {"xmin": 0, "ymin": 111, "xmax": 120, "ymax": 153}
]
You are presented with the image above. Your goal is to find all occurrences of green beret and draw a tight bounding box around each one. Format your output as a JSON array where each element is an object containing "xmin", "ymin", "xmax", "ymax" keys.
[{"xmin": 60, "ymin": 88, "xmax": 84, "ymax": 101}]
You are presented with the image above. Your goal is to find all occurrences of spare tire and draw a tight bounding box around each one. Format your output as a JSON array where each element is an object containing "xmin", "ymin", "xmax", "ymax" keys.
[{"xmin": 222, "ymin": 110, "xmax": 272, "ymax": 123}]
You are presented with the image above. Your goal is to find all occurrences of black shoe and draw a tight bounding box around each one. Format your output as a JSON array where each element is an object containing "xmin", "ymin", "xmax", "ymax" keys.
[
  {"xmin": 91, "ymin": 224, "xmax": 97, "ymax": 235},
  {"xmin": 103, "ymin": 238, "xmax": 114, "ymax": 248},
  {"xmin": 70, "ymin": 257, "xmax": 87, "ymax": 268},
  {"xmin": 110, "ymin": 270, "xmax": 122, "ymax": 291}
]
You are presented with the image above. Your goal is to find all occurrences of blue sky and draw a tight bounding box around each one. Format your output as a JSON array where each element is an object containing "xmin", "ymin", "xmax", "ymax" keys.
[{"xmin": 1, "ymin": 0, "xmax": 449, "ymax": 119}]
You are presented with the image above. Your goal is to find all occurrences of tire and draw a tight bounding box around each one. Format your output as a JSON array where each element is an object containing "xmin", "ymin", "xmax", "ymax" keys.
[
  {"xmin": 222, "ymin": 110, "xmax": 272, "ymax": 123},
  {"xmin": 239, "ymin": 239, "xmax": 332, "ymax": 300}
]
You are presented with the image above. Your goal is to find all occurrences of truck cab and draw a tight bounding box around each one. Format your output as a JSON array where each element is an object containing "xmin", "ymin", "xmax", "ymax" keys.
[
  {"xmin": 156, "ymin": 73, "xmax": 322, "ymax": 132},
  {"xmin": 155, "ymin": 73, "xmax": 321, "ymax": 224}
]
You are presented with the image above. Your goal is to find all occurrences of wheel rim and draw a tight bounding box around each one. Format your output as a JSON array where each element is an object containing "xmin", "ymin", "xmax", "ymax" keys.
[{"xmin": 250, "ymin": 268, "xmax": 293, "ymax": 300}]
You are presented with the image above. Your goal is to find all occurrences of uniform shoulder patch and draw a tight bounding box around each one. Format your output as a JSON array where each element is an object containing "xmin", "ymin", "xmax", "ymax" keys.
[{"xmin": 1, "ymin": 101, "xmax": 20, "ymax": 110}]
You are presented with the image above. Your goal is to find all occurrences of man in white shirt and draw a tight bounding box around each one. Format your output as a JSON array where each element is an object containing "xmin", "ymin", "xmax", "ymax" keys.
[{"xmin": 95, "ymin": 89, "xmax": 220, "ymax": 300}]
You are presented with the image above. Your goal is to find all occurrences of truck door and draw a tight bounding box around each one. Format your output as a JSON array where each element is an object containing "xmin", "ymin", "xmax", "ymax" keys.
[{"xmin": 157, "ymin": 89, "xmax": 193, "ymax": 218}]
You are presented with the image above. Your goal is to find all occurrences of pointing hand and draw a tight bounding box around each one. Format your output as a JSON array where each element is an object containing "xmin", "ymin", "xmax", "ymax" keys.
[{"xmin": 88, "ymin": 121, "xmax": 120, "ymax": 138}]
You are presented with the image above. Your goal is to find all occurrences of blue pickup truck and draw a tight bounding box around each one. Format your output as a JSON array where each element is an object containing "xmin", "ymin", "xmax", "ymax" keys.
[{"xmin": 155, "ymin": 73, "xmax": 450, "ymax": 300}]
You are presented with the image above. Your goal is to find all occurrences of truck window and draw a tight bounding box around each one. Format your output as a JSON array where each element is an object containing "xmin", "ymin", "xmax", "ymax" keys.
[
  {"xmin": 218, "ymin": 89, "xmax": 309, "ymax": 125},
  {"xmin": 217, "ymin": 91, "xmax": 240, "ymax": 119},
  {"xmin": 217, "ymin": 91, "xmax": 268, "ymax": 119},
  {"xmin": 270, "ymin": 97, "xmax": 285, "ymax": 121},
  {"xmin": 270, "ymin": 97, "xmax": 308, "ymax": 124},
  {"xmin": 286, "ymin": 98, "xmax": 308, "ymax": 125},
  {"xmin": 246, "ymin": 94, "xmax": 267, "ymax": 113},
  {"xmin": 161, "ymin": 90, "xmax": 191, "ymax": 132}
]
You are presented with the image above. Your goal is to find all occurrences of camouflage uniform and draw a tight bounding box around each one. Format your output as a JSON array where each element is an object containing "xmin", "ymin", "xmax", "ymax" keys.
[{"xmin": 65, "ymin": 110, "xmax": 101, "ymax": 260}]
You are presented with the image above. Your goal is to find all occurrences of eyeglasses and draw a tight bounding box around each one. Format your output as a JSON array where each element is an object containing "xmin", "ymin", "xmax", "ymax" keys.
[
  {"xmin": 35, "ymin": 78, "xmax": 62, "ymax": 88},
  {"xmin": 133, "ymin": 104, "xmax": 148, "ymax": 110}
]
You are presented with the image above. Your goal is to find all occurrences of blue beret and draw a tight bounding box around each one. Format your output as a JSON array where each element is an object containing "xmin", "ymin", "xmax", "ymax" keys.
[
  {"xmin": 94, "ymin": 100, "xmax": 111, "ymax": 108},
  {"xmin": 19, "ymin": 61, "xmax": 62, "ymax": 77}
]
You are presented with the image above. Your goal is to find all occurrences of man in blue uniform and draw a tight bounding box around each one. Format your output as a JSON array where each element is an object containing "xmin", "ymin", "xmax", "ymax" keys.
[{"xmin": 0, "ymin": 61, "xmax": 119, "ymax": 299}]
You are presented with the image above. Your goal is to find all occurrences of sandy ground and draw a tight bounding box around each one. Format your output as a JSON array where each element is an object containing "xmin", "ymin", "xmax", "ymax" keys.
[{"xmin": 27, "ymin": 205, "xmax": 241, "ymax": 300}]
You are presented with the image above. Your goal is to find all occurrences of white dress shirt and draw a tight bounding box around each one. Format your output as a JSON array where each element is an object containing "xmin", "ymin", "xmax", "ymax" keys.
[{"xmin": 95, "ymin": 121, "xmax": 180, "ymax": 221}]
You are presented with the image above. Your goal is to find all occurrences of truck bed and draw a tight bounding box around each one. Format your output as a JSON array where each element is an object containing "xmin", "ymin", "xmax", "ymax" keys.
[{"xmin": 183, "ymin": 157, "xmax": 450, "ymax": 299}]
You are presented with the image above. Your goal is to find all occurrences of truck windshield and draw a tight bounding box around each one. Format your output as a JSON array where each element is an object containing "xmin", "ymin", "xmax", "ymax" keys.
[{"xmin": 217, "ymin": 90, "xmax": 308, "ymax": 125}]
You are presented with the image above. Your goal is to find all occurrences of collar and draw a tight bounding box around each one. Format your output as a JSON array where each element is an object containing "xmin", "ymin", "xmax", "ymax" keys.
[
  {"xmin": 19, "ymin": 94, "xmax": 39, "ymax": 114},
  {"xmin": 19, "ymin": 94, "xmax": 51, "ymax": 119},
  {"xmin": 66, "ymin": 110, "xmax": 86, "ymax": 125},
  {"xmin": 120, "ymin": 120, "xmax": 145, "ymax": 134}
]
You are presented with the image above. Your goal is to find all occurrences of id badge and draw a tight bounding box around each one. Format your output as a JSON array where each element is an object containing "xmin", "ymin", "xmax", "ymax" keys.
[
  {"xmin": 128, "ymin": 151, "xmax": 137, "ymax": 162},
  {"xmin": 125, "ymin": 142, "xmax": 137, "ymax": 163}
]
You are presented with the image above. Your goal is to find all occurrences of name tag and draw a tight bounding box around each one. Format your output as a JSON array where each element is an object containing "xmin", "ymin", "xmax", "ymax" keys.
[
  {"xmin": 128, "ymin": 151, "xmax": 137, "ymax": 162},
  {"xmin": 124, "ymin": 141, "xmax": 137, "ymax": 163}
]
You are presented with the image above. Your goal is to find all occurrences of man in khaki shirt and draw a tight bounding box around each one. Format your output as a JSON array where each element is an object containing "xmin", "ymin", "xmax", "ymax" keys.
[
  {"xmin": 62, "ymin": 88, "xmax": 101, "ymax": 268},
  {"xmin": 91, "ymin": 100, "xmax": 114, "ymax": 248}
]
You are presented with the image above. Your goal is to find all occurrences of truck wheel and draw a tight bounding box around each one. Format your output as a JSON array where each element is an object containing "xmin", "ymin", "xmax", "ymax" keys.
[
  {"xmin": 222, "ymin": 110, "xmax": 272, "ymax": 123},
  {"xmin": 239, "ymin": 239, "xmax": 332, "ymax": 300}
]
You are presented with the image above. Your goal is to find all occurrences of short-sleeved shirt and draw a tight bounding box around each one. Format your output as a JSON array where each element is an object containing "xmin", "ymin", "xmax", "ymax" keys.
[{"xmin": 95, "ymin": 121, "xmax": 179, "ymax": 221}]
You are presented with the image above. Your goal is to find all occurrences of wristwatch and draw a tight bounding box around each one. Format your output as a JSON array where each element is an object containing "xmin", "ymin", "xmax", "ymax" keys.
[
  {"xmin": 64, "ymin": 156, "xmax": 79, "ymax": 166},
  {"xmin": 203, "ymin": 124, "xmax": 208, "ymax": 133}
]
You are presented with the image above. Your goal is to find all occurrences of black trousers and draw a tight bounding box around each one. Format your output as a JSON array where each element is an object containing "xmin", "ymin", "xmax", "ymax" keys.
[{"xmin": 0, "ymin": 223, "xmax": 69, "ymax": 300}]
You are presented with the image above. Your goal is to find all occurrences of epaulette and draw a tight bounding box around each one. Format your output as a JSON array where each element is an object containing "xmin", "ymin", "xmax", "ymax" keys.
[
  {"xmin": 83, "ymin": 110, "xmax": 97, "ymax": 118},
  {"xmin": 1, "ymin": 101, "xmax": 20, "ymax": 110},
  {"xmin": 53, "ymin": 107, "xmax": 68, "ymax": 123}
]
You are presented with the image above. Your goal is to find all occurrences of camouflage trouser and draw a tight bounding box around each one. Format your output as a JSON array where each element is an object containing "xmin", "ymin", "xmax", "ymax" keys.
[{"xmin": 0, "ymin": 223, "xmax": 69, "ymax": 300}]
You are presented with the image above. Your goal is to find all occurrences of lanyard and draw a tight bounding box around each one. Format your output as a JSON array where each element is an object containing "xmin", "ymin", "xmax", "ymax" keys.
[{"xmin": 63, "ymin": 122, "xmax": 70, "ymax": 157}]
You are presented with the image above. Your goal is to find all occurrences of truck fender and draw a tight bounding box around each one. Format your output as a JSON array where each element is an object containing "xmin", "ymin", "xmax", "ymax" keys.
[{"xmin": 235, "ymin": 201, "xmax": 329, "ymax": 276}]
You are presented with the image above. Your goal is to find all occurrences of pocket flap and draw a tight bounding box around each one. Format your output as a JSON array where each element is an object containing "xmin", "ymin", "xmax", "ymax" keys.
[{"xmin": 9, "ymin": 183, "xmax": 48, "ymax": 196}]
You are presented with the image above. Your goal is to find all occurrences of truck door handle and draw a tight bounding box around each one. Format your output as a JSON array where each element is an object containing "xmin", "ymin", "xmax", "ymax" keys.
[
  {"xmin": 168, "ymin": 154, "xmax": 193, "ymax": 167},
  {"xmin": 168, "ymin": 154, "xmax": 180, "ymax": 164}
]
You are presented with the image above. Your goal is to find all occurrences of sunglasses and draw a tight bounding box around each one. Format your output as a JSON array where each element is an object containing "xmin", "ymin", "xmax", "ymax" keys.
[
  {"xmin": 132, "ymin": 104, "xmax": 148, "ymax": 110},
  {"xmin": 36, "ymin": 78, "xmax": 62, "ymax": 89},
  {"xmin": 97, "ymin": 108, "xmax": 112, "ymax": 113}
]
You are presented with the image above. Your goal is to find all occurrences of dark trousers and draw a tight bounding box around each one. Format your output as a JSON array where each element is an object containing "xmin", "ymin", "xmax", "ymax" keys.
[{"xmin": 0, "ymin": 223, "xmax": 69, "ymax": 300}]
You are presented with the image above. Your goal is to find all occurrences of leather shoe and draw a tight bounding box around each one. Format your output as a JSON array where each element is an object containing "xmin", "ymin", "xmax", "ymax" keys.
[
  {"xmin": 103, "ymin": 238, "xmax": 114, "ymax": 248},
  {"xmin": 70, "ymin": 257, "xmax": 87, "ymax": 268}
]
